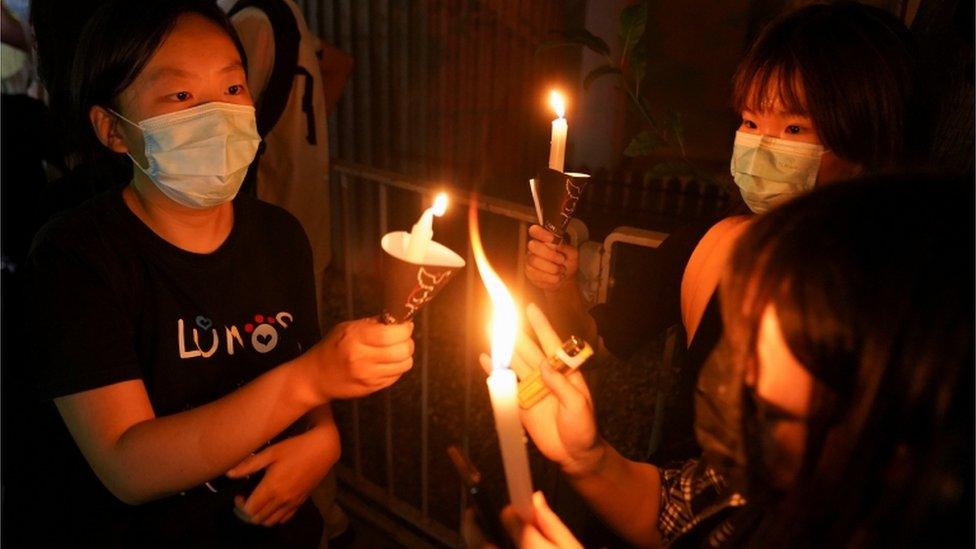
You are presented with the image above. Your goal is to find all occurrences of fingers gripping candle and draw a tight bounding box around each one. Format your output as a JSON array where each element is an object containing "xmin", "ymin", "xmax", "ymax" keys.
[
  {"xmin": 469, "ymin": 200, "xmax": 535, "ymax": 523},
  {"xmin": 405, "ymin": 192, "xmax": 449, "ymax": 264}
]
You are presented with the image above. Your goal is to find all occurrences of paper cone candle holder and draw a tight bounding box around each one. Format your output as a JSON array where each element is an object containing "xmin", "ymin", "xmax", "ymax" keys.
[
  {"xmin": 380, "ymin": 231, "xmax": 465, "ymax": 324},
  {"xmin": 529, "ymin": 168, "xmax": 590, "ymax": 244}
]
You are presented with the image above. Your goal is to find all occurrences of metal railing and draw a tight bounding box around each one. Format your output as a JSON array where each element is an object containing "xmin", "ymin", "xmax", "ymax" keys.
[
  {"xmin": 329, "ymin": 160, "xmax": 673, "ymax": 546},
  {"xmin": 331, "ymin": 160, "xmax": 535, "ymax": 547}
]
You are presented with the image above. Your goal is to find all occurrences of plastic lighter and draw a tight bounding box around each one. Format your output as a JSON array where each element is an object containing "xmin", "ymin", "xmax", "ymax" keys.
[{"xmin": 517, "ymin": 335, "xmax": 593, "ymax": 409}]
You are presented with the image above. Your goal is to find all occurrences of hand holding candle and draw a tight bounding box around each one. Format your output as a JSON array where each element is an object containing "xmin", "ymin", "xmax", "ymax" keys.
[{"xmin": 478, "ymin": 303, "xmax": 605, "ymax": 478}]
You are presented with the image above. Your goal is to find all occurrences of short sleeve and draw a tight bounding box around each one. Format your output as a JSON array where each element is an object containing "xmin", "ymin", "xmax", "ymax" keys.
[
  {"xmin": 231, "ymin": 7, "xmax": 275, "ymax": 102},
  {"xmin": 658, "ymin": 458, "xmax": 738, "ymax": 544},
  {"xmin": 292, "ymin": 221, "xmax": 322, "ymax": 345},
  {"xmin": 247, "ymin": 198, "xmax": 322, "ymax": 347},
  {"xmin": 26, "ymin": 230, "xmax": 142, "ymax": 399}
]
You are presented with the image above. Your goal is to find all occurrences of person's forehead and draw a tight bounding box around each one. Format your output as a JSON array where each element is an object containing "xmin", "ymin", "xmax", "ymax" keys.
[
  {"xmin": 140, "ymin": 13, "xmax": 241, "ymax": 75},
  {"xmin": 743, "ymin": 70, "xmax": 809, "ymax": 115}
]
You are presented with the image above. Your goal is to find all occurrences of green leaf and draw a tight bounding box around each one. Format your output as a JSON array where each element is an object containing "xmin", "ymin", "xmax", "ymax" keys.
[
  {"xmin": 619, "ymin": 3, "xmax": 648, "ymax": 52},
  {"xmin": 535, "ymin": 40, "xmax": 583, "ymax": 56},
  {"xmin": 624, "ymin": 130, "xmax": 667, "ymax": 157},
  {"xmin": 584, "ymin": 65, "xmax": 622, "ymax": 89},
  {"xmin": 666, "ymin": 108, "xmax": 685, "ymax": 152},
  {"xmin": 666, "ymin": 108, "xmax": 683, "ymax": 138},
  {"xmin": 628, "ymin": 48, "xmax": 647, "ymax": 85},
  {"xmin": 550, "ymin": 28, "xmax": 610, "ymax": 57}
]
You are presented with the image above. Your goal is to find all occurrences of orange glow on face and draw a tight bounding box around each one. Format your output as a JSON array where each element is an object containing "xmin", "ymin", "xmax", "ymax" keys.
[
  {"xmin": 549, "ymin": 90, "xmax": 566, "ymax": 119},
  {"xmin": 468, "ymin": 200, "xmax": 519, "ymax": 370}
]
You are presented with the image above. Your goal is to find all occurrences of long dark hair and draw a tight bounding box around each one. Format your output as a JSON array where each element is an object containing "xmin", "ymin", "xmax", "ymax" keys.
[
  {"xmin": 732, "ymin": 2, "xmax": 915, "ymax": 172},
  {"xmin": 68, "ymin": 0, "xmax": 246, "ymax": 167},
  {"xmin": 721, "ymin": 174, "xmax": 974, "ymax": 546}
]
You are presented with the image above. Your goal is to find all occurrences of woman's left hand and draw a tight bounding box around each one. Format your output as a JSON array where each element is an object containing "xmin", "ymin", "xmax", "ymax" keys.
[{"xmin": 226, "ymin": 420, "xmax": 340, "ymax": 527}]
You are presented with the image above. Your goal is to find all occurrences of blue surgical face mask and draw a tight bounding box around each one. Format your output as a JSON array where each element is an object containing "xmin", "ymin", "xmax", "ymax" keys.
[
  {"xmin": 111, "ymin": 102, "xmax": 261, "ymax": 209},
  {"xmin": 730, "ymin": 130, "xmax": 825, "ymax": 214}
]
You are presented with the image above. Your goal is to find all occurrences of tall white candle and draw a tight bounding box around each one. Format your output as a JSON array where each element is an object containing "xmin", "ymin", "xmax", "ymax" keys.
[
  {"xmin": 469, "ymin": 201, "xmax": 535, "ymax": 523},
  {"xmin": 548, "ymin": 90, "xmax": 567, "ymax": 173},
  {"xmin": 487, "ymin": 368, "xmax": 535, "ymax": 522},
  {"xmin": 405, "ymin": 192, "xmax": 448, "ymax": 263}
]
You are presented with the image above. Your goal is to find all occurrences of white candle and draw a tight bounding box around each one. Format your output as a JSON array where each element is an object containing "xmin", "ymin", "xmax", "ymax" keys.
[
  {"xmin": 405, "ymin": 192, "xmax": 448, "ymax": 263},
  {"xmin": 469, "ymin": 201, "xmax": 535, "ymax": 523},
  {"xmin": 548, "ymin": 90, "xmax": 567, "ymax": 173},
  {"xmin": 487, "ymin": 368, "xmax": 535, "ymax": 522}
]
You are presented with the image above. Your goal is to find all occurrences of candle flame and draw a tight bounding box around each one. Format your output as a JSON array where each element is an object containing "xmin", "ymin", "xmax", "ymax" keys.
[
  {"xmin": 469, "ymin": 200, "xmax": 519, "ymax": 371},
  {"xmin": 432, "ymin": 192, "xmax": 449, "ymax": 217},
  {"xmin": 549, "ymin": 90, "xmax": 565, "ymax": 119}
]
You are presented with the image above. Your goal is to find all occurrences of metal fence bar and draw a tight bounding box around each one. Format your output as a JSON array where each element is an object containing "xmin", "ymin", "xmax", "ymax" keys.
[
  {"xmin": 332, "ymin": 161, "xmax": 536, "ymax": 223},
  {"xmin": 377, "ymin": 184, "xmax": 395, "ymax": 496},
  {"xmin": 340, "ymin": 172, "xmax": 363, "ymax": 477},
  {"xmin": 458, "ymin": 240, "xmax": 477, "ymax": 535},
  {"xmin": 420, "ymin": 306, "xmax": 431, "ymax": 518},
  {"xmin": 332, "ymin": 160, "xmax": 539, "ymax": 544}
]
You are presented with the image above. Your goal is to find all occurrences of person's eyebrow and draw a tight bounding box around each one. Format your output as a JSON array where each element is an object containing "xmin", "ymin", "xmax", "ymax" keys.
[
  {"xmin": 141, "ymin": 62, "xmax": 244, "ymax": 87},
  {"xmin": 142, "ymin": 66, "xmax": 195, "ymax": 86},
  {"xmin": 219, "ymin": 61, "xmax": 245, "ymax": 74},
  {"xmin": 780, "ymin": 109, "xmax": 811, "ymax": 117}
]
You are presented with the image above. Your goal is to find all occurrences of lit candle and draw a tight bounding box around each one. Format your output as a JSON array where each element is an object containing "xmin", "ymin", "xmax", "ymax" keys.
[
  {"xmin": 405, "ymin": 192, "xmax": 449, "ymax": 264},
  {"xmin": 548, "ymin": 90, "xmax": 567, "ymax": 173},
  {"xmin": 469, "ymin": 202, "xmax": 535, "ymax": 523}
]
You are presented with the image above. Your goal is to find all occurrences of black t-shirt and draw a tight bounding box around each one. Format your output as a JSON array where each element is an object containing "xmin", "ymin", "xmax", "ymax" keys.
[
  {"xmin": 25, "ymin": 188, "xmax": 324, "ymax": 547},
  {"xmin": 589, "ymin": 218, "xmax": 717, "ymax": 360}
]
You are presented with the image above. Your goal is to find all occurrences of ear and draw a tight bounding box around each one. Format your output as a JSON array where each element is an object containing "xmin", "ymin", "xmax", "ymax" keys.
[{"xmin": 89, "ymin": 105, "xmax": 130, "ymax": 154}]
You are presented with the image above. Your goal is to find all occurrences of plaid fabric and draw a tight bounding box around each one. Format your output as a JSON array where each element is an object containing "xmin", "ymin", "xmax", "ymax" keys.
[{"xmin": 658, "ymin": 459, "xmax": 747, "ymax": 546}]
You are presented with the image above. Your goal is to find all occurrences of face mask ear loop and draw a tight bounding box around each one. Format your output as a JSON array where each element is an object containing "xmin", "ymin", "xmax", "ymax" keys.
[{"xmin": 106, "ymin": 107, "xmax": 152, "ymax": 174}]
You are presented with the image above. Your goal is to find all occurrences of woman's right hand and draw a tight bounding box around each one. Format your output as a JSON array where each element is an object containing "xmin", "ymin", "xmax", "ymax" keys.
[
  {"xmin": 479, "ymin": 304, "xmax": 604, "ymax": 477},
  {"xmin": 525, "ymin": 225, "xmax": 579, "ymax": 293},
  {"xmin": 311, "ymin": 318, "xmax": 415, "ymax": 400}
]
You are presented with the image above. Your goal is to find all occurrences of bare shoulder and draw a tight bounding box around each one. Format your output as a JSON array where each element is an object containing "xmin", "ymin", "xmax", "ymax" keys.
[
  {"xmin": 699, "ymin": 215, "xmax": 752, "ymax": 254},
  {"xmin": 681, "ymin": 216, "xmax": 752, "ymax": 342}
]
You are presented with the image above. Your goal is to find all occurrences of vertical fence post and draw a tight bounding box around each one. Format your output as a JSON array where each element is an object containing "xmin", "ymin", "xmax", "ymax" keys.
[
  {"xmin": 458, "ymin": 239, "xmax": 478, "ymax": 532},
  {"xmin": 420, "ymin": 306, "xmax": 431, "ymax": 518},
  {"xmin": 378, "ymin": 184, "xmax": 395, "ymax": 496},
  {"xmin": 333, "ymin": 163, "xmax": 542, "ymax": 544},
  {"xmin": 341, "ymin": 173, "xmax": 363, "ymax": 476}
]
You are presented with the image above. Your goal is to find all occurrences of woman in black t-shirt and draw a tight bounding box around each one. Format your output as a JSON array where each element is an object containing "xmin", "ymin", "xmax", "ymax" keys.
[{"xmin": 24, "ymin": 1, "xmax": 414, "ymax": 546}]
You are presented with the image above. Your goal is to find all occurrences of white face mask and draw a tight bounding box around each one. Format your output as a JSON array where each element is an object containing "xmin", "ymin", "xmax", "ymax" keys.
[
  {"xmin": 111, "ymin": 102, "xmax": 261, "ymax": 209},
  {"xmin": 730, "ymin": 130, "xmax": 825, "ymax": 214}
]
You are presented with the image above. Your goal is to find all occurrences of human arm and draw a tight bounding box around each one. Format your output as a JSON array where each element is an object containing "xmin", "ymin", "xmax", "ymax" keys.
[
  {"xmin": 316, "ymin": 40, "xmax": 353, "ymax": 112},
  {"xmin": 55, "ymin": 318, "xmax": 412, "ymax": 505},
  {"xmin": 524, "ymin": 225, "xmax": 599, "ymax": 348},
  {"xmin": 479, "ymin": 304, "xmax": 663, "ymax": 547},
  {"xmin": 227, "ymin": 403, "xmax": 341, "ymax": 526}
]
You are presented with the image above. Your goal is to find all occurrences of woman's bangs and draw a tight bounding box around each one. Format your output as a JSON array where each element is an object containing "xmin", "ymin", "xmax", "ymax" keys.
[{"xmin": 734, "ymin": 62, "xmax": 809, "ymax": 115}]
